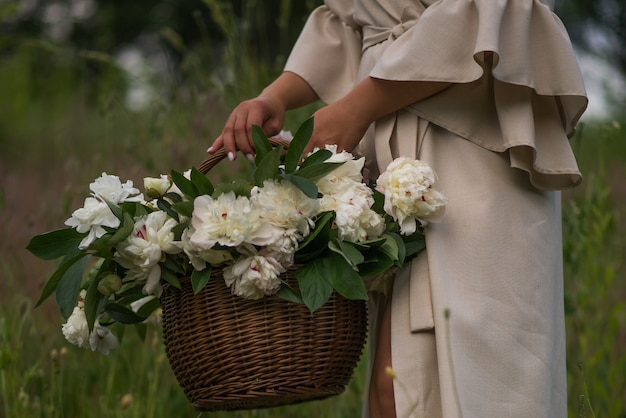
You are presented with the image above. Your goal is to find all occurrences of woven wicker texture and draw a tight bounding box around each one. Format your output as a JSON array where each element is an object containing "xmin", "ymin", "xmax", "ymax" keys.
[
  {"xmin": 159, "ymin": 141, "xmax": 368, "ymax": 411},
  {"xmin": 161, "ymin": 271, "xmax": 368, "ymax": 411}
]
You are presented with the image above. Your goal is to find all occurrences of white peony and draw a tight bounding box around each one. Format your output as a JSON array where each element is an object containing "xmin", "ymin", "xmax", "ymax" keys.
[
  {"xmin": 315, "ymin": 145, "xmax": 366, "ymax": 195},
  {"xmin": 61, "ymin": 290, "xmax": 119, "ymax": 354},
  {"xmin": 65, "ymin": 197, "xmax": 121, "ymax": 249},
  {"xmin": 115, "ymin": 211, "xmax": 181, "ymax": 296},
  {"xmin": 62, "ymin": 305, "xmax": 91, "ymax": 349},
  {"xmin": 223, "ymin": 255, "xmax": 285, "ymax": 300},
  {"xmin": 320, "ymin": 181, "xmax": 385, "ymax": 242},
  {"xmin": 261, "ymin": 230, "xmax": 301, "ymax": 266},
  {"xmin": 178, "ymin": 226, "xmax": 234, "ymax": 271},
  {"xmin": 376, "ymin": 157, "xmax": 447, "ymax": 234},
  {"xmin": 190, "ymin": 192, "xmax": 270, "ymax": 249},
  {"xmin": 89, "ymin": 172, "xmax": 143, "ymax": 204},
  {"xmin": 89, "ymin": 323, "xmax": 119, "ymax": 355},
  {"xmin": 251, "ymin": 179, "xmax": 319, "ymax": 236},
  {"xmin": 65, "ymin": 173, "xmax": 144, "ymax": 249}
]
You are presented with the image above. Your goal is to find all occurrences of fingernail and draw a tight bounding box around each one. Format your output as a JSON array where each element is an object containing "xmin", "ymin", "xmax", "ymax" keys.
[
  {"xmin": 227, "ymin": 152, "xmax": 235, "ymax": 161},
  {"xmin": 207, "ymin": 146, "xmax": 213, "ymax": 153},
  {"xmin": 246, "ymin": 154, "xmax": 255, "ymax": 162}
]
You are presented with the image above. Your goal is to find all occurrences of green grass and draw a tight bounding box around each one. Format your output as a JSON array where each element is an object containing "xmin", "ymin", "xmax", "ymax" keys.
[
  {"xmin": 0, "ymin": 278, "xmax": 367, "ymax": 418},
  {"xmin": 1, "ymin": 7, "xmax": 625, "ymax": 417}
]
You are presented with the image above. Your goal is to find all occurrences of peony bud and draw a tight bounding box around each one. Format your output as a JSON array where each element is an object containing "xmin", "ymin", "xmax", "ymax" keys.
[
  {"xmin": 143, "ymin": 175, "xmax": 172, "ymax": 198},
  {"xmin": 119, "ymin": 393, "xmax": 133, "ymax": 409},
  {"xmin": 97, "ymin": 273, "xmax": 122, "ymax": 295}
]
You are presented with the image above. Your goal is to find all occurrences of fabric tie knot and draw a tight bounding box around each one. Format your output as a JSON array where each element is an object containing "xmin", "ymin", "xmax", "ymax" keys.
[{"xmin": 361, "ymin": 5, "xmax": 425, "ymax": 52}]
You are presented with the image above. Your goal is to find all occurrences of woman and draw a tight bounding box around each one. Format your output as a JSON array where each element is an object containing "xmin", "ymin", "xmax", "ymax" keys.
[{"xmin": 209, "ymin": 1, "xmax": 588, "ymax": 416}]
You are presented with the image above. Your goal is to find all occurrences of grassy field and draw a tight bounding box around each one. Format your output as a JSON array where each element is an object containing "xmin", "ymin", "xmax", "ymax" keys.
[{"xmin": 1, "ymin": 22, "xmax": 625, "ymax": 418}]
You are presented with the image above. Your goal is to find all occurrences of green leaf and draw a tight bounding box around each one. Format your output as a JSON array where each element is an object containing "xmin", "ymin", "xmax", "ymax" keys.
[
  {"xmin": 56, "ymin": 255, "xmax": 89, "ymax": 319},
  {"xmin": 284, "ymin": 117, "xmax": 314, "ymax": 173},
  {"xmin": 297, "ymin": 212, "xmax": 334, "ymax": 254},
  {"xmin": 102, "ymin": 198, "xmax": 124, "ymax": 222},
  {"xmin": 324, "ymin": 253, "xmax": 368, "ymax": 301},
  {"xmin": 296, "ymin": 259, "xmax": 334, "ymax": 313},
  {"xmin": 387, "ymin": 232, "xmax": 406, "ymax": 265},
  {"xmin": 299, "ymin": 148, "xmax": 332, "ymax": 170},
  {"xmin": 190, "ymin": 166, "xmax": 214, "ymax": 196},
  {"xmin": 346, "ymin": 236, "xmax": 387, "ymax": 251},
  {"xmin": 329, "ymin": 239, "xmax": 365, "ymax": 269},
  {"xmin": 171, "ymin": 220, "xmax": 189, "ymax": 241},
  {"xmin": 84, "ymin": 274, "xmax": 108, "ymax": 332},
  {"xmin": 105, "ymin": 303, "xmax": 146, "ymax": 324},
  {"xmin": 113, "ymin": 283, "xmax": 144, "ymax": 300},
  {"xmin": 135, "ymin": 297, "xmax": 161, "ymax": 319},
  {"xmin": 191, "ymin": 267, "xmax": 212, "ymax": 294},
  {"xmin": 379, "ymin": 233, "xmax": 401, "ymax": 263},
  {"xmin": 253, "ymin": 147, "xmax": 282, "ymax": 186},
  {"xmin": 403, "ymin": 232, "xmax": 426, "ymax": 258},
  {"xmin": 282, "ymin": 173, "xmax": 318, "ymax": 198},
  {"xmin": 157, "ymin": 198, "xmax": 180, "ymax": 222},
  {"xmin": 213, "ymin": 179, "xmax": 253, "ymax": 197},
  {"xmin": 161, "ymin": 269, "xmax": 181, "ymax": 289},
  {"xmin": 372, "ymin": 189, "xmax": 385, "ymax": 214},
  {"xmin": 296, "ymin": 162, "xmax": 344, "ymax": 182},
  {"xmin": 27, "ymin": 228, "xmax": 85, "ymax": 260},
  {"xmin": 252, "ymin": 125, "xmax": 272, "ymax": 165},
  {"xmin": 172, "ymin": 201, "xmax": 194, "ymax": 218},
  {"xmin": 108, "ymin": 212, "xmax": 135, "ymax": 245},
  {"xmin": 35, "ymin": 252, "xmax": 88, "ymax": 307},
  {"xmin": 275, "ymin": 282, "xmax": 303, "ymax": 304},
  {"xmin": 163, "ymin": 255, "xmax": 186, "ymax": 275},
  {"xmin": 171, "ymin": 169, "xmax": 199, "ymax": 199},
  {"xmin": 134, "ymin": 323, "xmax": 148, "ymax": 341},
  {"xmin": 163, "ymin": 192, "xmax": 183, "ymax": 204},
  {"xmin": 88, "ymin": 212, "xmax": 135, "ymax": 251},
  {"xmin": 358, "ymin": 253, "xmax": 395, "ymax": 277},
  {"xmin": 120, "ymin": 201, "xmax": 147, "ymax": 217}
]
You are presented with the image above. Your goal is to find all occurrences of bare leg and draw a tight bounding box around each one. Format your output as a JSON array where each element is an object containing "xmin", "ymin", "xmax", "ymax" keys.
[{"xmin": 369, "ymin": 295, "xmax": 397, "ymax": 418}]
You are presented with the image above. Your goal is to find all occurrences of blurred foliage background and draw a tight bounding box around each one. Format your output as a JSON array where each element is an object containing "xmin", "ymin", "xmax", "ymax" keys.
[{"xmin": 0, "ymin": 0, "xmax": 625, "ymax": 417}]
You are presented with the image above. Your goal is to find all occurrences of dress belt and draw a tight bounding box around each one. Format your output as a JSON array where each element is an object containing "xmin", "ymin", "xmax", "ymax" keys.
[{"xmin": 361, "ymin": 4, "xmax": 426, "ymax": 52}]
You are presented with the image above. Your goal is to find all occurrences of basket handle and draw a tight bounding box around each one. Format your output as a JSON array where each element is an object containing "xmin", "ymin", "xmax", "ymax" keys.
[{"xmin": 196, "ymin": 137, "xmax": 292, "ymax": 174}]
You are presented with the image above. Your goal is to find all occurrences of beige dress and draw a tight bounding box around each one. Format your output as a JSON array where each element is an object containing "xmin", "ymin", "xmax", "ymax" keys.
[{"xmin": 284, "ymin": 1, "xmax": 588, "ymax": 417}]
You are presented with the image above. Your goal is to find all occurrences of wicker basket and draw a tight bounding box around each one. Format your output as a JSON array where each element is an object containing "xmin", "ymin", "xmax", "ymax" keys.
[{"xmin": 159, "ymin": 140, "xmax": 368, "ymax": 411}]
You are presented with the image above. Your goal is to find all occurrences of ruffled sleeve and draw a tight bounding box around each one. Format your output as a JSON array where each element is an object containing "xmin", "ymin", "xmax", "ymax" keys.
[
  {"xmin": 369, "ymin": 0, "xmax": 588, "ymax": 190},
  {"xmin": 283, "ymin": 1, "xmax": 362, "ymax": 104}
]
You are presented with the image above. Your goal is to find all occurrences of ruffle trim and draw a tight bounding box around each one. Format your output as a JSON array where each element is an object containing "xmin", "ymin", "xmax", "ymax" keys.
[
  {"xmin": 369, "ymin": 0, "xmax": 588, "ymax": 136},
  {"xmin": 285, "ymin": 0, "xmax": 588, "ymax": 190},
  {"xmin": 365, "ymin": 0, "xmax": 587, "ymax": 190}
]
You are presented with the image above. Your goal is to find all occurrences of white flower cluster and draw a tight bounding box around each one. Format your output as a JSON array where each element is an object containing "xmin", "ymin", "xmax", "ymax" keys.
[
  {"xmin": 60, "ymin": 149, "xmax": 446, "ymax": 353},
  {"xmin": 187, "ymin": 179, "xmax": 319, "ymax": 300},
  {"xmin": 61, "ymin": 290, "xmax": 119, "ymax": 355},
  {"xmin": 316, "ymin": 146, "xmax": 385, "ymax": 243},
  {"xmin": 65, "ymin": 173, "xmax": 143, "ymax": 249},
  {"xmin": 376, "ymin": 157, "xmax": 447, "ymax": 234},
  {"xmin": 115, "ymin": 211, "xmax": 182, "ymax": 297}
]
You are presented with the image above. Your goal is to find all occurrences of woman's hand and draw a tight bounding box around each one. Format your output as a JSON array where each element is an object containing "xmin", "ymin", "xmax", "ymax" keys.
[
  {"xmin": 208, "ymin": 72, "xmax": 319, "ymax": 160},
  {"xmin": 209, "ymin": 96, "xmax": 285, "ymax": 161},
  {"xmin": 304, "ymin": 103, "xmax": 370, "ymax": 156}
]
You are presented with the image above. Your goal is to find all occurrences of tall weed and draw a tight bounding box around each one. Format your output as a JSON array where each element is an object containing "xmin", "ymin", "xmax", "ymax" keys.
[{"xmin": 563, "ymin": 123, "xmax": 626, "ymax": 417}]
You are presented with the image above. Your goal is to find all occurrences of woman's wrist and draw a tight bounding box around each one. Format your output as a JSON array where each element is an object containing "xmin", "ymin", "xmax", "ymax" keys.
[
  {"xmin": 259, "ymin": 71, "xmax": 319, "ymax": 111},
  {"xmin": 339, "ymin": 77, "xmax": 451, "ymax": 125}
]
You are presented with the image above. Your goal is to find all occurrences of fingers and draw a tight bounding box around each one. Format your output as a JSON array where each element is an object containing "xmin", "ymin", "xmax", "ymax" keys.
[
  {"xmin": 209, "ymin": 105, "xmax": 258, "ymax": 161},
  {"xmin": 209, "ymin": 99, "xmax": 283, "ymax": 161}
]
